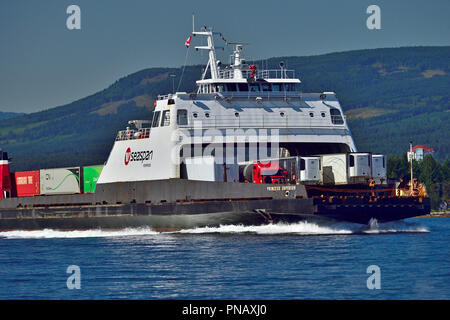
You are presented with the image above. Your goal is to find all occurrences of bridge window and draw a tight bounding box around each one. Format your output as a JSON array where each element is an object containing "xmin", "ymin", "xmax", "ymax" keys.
[
  {"xmin": 152, "ymin": 111, "xmax": 161, "ymax": 127},
  {"xmin": 286, "ymin": 83, "xmax": 297, "ymax": 91},
  {"xmin": 249, "ymin": 83, "xmax": 259, "ymax": 92},
  {"xmin": 215, "ymin": 84, "xmax": 225, "ymax": 92},
  {"xmin": 272, "ymin": 84, "xmax": 283, "ymax": 92},
  {"xmin": 261, "ymin": 83, "xmax": 272, "ymax": 92},
  {"xmin": 226, "ymin": 83, "xmax": 237, "ymax": 92},
  {"xmin": 330, "ymin": 109, "xmax": 344, "ymax": 124},
  {"xmin": 177, "ymin": 109, "xmax": 188, "ymax": 125},
  {"xmin": 238, "ymin": 83, "xmax": 249, "ymax": 92},
  {"xmin": 161, "ymin": 110, "xmax": 170, "ymax": 126}
]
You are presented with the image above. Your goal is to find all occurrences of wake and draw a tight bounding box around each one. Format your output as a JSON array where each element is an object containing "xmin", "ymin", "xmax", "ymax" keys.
[{"xmin": 0, "ymin": 219, "xmax": 429, "ymax": 239}]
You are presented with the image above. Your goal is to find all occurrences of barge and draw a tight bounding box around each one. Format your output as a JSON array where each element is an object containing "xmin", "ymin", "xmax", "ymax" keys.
[{"xmin": 0, "ymin": 25, "xmax": 430, "ymax": 231}]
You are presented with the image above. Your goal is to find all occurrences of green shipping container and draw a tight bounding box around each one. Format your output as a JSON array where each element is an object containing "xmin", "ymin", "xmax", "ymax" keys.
[{"xmin": 83, "ymin": 165, "xmax": 104, "ymax": 193}]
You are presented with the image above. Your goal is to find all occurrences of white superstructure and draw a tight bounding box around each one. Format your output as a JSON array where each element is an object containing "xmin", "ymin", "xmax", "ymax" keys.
[{"xmin": 98, "ymin": 25, "xmax": 357, "ymax": 184}]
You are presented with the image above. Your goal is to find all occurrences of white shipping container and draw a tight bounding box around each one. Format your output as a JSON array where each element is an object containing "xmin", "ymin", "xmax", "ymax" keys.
[
  {"xmin": 40, "ymin": 167, "xmax": 81, "ymax": 195},
  {"xmin": 185, "ymin": 157, "xmax": 238, "ymax": 182},
  {"xmin": 298, "ymin": 156, "xmax": 321, "ymax": 184},
  {"xmin": 348, "ymin": 153, "xmax": 371, "ymax": 179},
  {"xmin": 371, "ymin": 154, "xmax": 387, "ymax": 183},
  {"xmin": 320, "ymin": 154, "xmax": 348, "ymax": 185}
]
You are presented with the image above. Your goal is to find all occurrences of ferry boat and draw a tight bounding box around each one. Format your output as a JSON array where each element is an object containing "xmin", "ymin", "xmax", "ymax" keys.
[{"xmin": 0, "ymin": 25, "xmax": 430, "ymax": 231}]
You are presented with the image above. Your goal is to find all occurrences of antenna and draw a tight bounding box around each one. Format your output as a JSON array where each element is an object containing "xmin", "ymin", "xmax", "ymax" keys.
[
  {"xmin": 192, "ymin": 13, "xmax": 195, "ymax": 33},
  {"xmin": 227, "ymin": 42, "xmax": 251, "ymax": 46}
]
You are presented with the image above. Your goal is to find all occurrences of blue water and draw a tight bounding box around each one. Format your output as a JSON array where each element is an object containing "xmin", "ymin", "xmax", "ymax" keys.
[{"xmin": 0, "ymin": 218, "xmax": 448, "ymax": 299}]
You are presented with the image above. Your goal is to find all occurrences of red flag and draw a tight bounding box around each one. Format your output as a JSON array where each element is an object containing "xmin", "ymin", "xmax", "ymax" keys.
[{"xmin": 185, "ymin": 36, "xmax": 192, "ymax": 48}]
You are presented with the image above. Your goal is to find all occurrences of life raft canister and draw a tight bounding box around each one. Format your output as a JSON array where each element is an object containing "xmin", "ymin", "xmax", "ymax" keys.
[{"xmin": 249, "ymin": 64, "xmax": 257, "ymax": 78}]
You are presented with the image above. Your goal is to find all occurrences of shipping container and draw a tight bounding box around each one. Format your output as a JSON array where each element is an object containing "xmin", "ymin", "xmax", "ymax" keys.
[
  {"xmin": 183, "ymin": 156, "xmax": 239, "ymax": 182},
  {"xmin": 320, "ymin": 153, "xmax": 372, "ymax": 185},
  {"xmin": 320, "ymin": 154, "xmax": 349, "ymax": 185},
  {"xmin": 14, "ymin": 170, "xmax": 40, "ymax": 197},
  {"xmin": 348, "ymin": 152, "xmax": 372, "ymax": 181},
  {"xmin": 83, "ymin": 165, "xmax": 104, "ymax": 193},
  {"xmin": 371, "ymin": 154, "xmax": 387, "ymax": 183},
  {"xmin": 298, "ymin": 156, "xmax": 321, "ymax": 184},
  {"xmin": 40, "ymin": 167, "xmax": 81, "ymax": 195}
]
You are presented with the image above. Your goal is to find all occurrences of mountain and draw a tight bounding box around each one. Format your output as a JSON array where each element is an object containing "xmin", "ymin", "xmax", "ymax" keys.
[
  {"xmin": 0, "ymin": 46, "xmax": 448, "ymax": 171},
  {"xmin": 0, "ymin": 112, "xmax": 24, "ymax": 121}
]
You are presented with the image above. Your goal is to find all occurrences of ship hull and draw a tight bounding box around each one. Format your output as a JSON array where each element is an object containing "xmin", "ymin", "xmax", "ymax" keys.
[{"xmin": 0, "ymin": 179, "xmax": 430, "ymax": 231}]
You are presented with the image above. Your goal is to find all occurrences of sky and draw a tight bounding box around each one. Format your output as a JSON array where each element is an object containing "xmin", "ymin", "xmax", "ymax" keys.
[{"xmin": 0, "ymin": 0, "xmax": 449, "ymax": 113}]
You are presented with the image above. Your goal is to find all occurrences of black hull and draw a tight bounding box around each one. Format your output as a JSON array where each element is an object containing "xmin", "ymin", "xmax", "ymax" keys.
[{"xmin": 0, "ymin": 179, "xmax": 430, "ymax": 231}]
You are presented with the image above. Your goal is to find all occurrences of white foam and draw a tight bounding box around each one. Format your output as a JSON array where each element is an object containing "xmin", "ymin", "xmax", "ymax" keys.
[
  {"xmin": 0, "ymin": 220, "xmax": 429, "ymax": 239},
  {"xmin": 176, "ymin": 221, "xmax": 353, "ymax": 235},
  {"xmin": 0, "ymin": 227, "xmax": 159, "ymax": 239},
  {"xmin": 361, "ymin": 219, "xmax": 429, "ymax": 234}
]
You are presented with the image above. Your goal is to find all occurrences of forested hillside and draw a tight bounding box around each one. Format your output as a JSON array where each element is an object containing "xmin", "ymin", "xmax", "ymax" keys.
[
  {"xmin": 0, "ymin": 112, "xmax": 24, "ymax": 121},
  {"xmin": 0, "ymin": 46, "xmax": 448, "ymax": 171}
]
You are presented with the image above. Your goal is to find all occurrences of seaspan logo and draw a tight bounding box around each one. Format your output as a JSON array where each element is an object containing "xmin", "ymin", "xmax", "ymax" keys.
[
  {"xmin": 124, "ymin": 147, "xmax": 131, "ymax": 165},
  {"xmin": 124, "ymin": 147, "xmax": 153, "ymax": 166}
]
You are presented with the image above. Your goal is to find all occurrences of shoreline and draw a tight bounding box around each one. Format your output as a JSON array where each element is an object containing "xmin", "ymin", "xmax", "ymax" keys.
[{"xmin": 416, "ymin": 211, "xmax": 450, "ymax": 218}]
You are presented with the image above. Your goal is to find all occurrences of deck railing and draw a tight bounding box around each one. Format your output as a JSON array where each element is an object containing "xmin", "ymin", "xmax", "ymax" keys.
[
  {"xmin": 178, "ymin": 114, "xmax": 346, "ymax": 129},
  {"xmin": 116, "ymin": 128, "xmax": 151, "ymax": 141},
  {"xmin": 218, "ymin": 69, "xmax": 295, "ymax": 80}
]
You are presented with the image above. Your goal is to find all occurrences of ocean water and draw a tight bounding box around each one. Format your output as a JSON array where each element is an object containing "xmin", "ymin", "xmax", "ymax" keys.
[{"xmin": 0, "ymin": 218, "xmax": 448, "ymax": 300}]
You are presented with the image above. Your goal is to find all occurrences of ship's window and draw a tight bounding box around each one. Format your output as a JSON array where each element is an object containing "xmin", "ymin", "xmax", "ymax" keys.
[
  {"xmin": 272, "ymin": 84, "xmax": 283, "ymax": 92},
  {"xmin": 177, "ymin": 109, "xmax": 188, "ymax": 125},
  {"xmin": 280, "ymin": 112, "xmax": 285, "ymax": 117},
  {"xmin": 249, "ymin": 83, "xmax": 259, "ymax": 92},
  {"xmin": 321, "ymin": 112, "xmax": 326, "ymax": 117},
  {"xmin": 168, "ymin": 99, "xmax": 175, "ymax": 105},
  {"xmin": 330, "ymin": 109, "xmax": 344, "ymax": 124},
  {"xmin": 234, "ymin": 112, "xmax": 239, "ymax": 117},
  {"xmin": 238, "ymin": 83, "xmax": 249, "ymax": 92},
  {"xmin": 309, "ymin": 112, "xmax": 314, "ymax": 117},
  {"xmin": 285, "ymin": 83, "xmax": 297, "ymax": 91},
  {"xmin": 161, "ymin": 110, "xmax": 170, "ymax": 126},
  {"xmin": 261, "ymin": 83, "xmax": 272, "ymax": 92},
  {"xmin": 349, "ymin": 155, "xmax": 355, "ymax": 167},
  {"xmin": 368, "ymin": 155, "xmax": 371, "ymax": 167},
  {"xmin": 152, "ymin": 111, "xmax": 161, "ymax": 127},
  {"xmin": 216, "ymin": 84, "xmax": 225, "ymax": 92},
  {"xmin": 193, "ymin": 112, "xmax": 198, "ymax": 118},
  {"xmin": 205, "ymin": 112, "xmax": 210, "ymax": 118},
  {"xmin": 382, "ymin": 156, "xmax": 385, "ymax": 168},
  {"xmin": 226, "ymin": 83, "xmax": 237, "ymax": 92}
]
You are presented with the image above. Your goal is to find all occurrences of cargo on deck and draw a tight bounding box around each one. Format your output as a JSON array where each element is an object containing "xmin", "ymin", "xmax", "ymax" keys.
[
  {"xmin": 40, "ymin": 167, "xmax": 81, "ymax": 195},
  {"xmin": 13, "ymin": 170, "xmax": 40, "ymax": 197},
  {"xmin": 83, "ymin": 165, "xmax": 104, "ymax": 193}
]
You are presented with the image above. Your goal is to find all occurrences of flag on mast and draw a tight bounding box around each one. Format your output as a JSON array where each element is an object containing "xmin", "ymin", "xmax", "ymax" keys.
[{"xmin": 185, "ymin": 36, "xmax": 192, "ymax": 48}]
